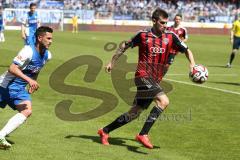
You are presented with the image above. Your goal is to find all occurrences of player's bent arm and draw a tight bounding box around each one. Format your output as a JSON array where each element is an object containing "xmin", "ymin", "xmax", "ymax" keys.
[
  {"xmin": 111, "ymin": 41, "xmax": 130, "ymax": 64},
  {"xmin": 172, "ymin": 33, "xmax": 194, "ymax": 68},
  {"xmin": 106, "ymin": 41, "xmax": 130, "ymax": 72},
  {"xmin": 184, "ymin": 49, "xmax": 195, "ymax": 69},
  {"xmin": 8, "ymin": 63, "xmax": 39, "ymax": 90}
]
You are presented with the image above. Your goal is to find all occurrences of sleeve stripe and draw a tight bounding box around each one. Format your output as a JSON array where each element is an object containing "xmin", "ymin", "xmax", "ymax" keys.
[{"xmin": 13, "ymin": 61, "xmax": 22, "ymax": 66}]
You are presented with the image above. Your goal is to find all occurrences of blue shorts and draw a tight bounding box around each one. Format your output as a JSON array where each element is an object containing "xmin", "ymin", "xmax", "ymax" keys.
[
  {"xmin": 0, "ymin": 87, "xmax": 31, "ymax": 110},
  {"xmin": 233, "ymin": 36, "xmax": 240, "ymax": 49}
]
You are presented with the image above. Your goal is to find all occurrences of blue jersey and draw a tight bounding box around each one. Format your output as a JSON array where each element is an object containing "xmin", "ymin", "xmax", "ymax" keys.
[
  {"xmin": 0, "ymin": 45, "xmax": 51, "ymax": 109},
  {"xmin": 0, "ymin": 45, "xmax": 51, "ymax": 90},
  {"xmin": 0, "ymin": 14, "xmax": 3, "ymax": 31},
  {"xmin": 23, "ymin": 11, "xmax": 39, "ymax": 45},
  {"xmin": 26, "ymin": 11, "xmax": 38, "ymax": 36}
]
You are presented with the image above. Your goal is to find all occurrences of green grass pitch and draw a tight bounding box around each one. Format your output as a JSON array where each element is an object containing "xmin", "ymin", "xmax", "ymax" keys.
[{"xmin": 0, "ymin": 30, "xmax": 240, "ymax": 160}]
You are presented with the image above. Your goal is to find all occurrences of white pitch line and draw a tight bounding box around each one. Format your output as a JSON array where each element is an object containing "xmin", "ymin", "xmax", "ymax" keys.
[
  {"xmin": 167, "ymin": 73, "xmax": 238, "ymax": 76},
  {"xmin": 164, "ymin": 78, "xmax": 240, "ymax": 95}
]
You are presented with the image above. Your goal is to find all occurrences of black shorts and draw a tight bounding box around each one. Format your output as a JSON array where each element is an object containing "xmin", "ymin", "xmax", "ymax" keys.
[
  {"xmin": 233, "ymin": 36, "xmax": 240, "ymax": 49},
  {"xmin": 133, "ymin": 77, "xmax": 164, "ymax": 109}
]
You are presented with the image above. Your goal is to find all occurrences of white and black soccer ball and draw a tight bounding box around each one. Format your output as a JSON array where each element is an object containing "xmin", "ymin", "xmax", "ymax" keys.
[{"xmin": 189, "ymin": 64, "xmax": 208, "ymax": 84}]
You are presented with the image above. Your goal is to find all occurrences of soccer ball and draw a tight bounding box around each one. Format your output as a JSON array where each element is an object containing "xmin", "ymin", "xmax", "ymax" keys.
[{"xmin": 189, "ymin": 64, "xmax": 208, "ymax": 84}]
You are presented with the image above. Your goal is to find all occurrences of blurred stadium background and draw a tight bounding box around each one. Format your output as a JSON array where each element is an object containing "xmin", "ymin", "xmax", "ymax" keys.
[{"xmin": 0, "ymin": 0, "xmax": 239, "ymax": 33}]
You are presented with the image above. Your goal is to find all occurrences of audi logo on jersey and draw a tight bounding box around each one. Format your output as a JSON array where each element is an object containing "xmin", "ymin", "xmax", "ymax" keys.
[{"xmin": 150, "ymin": 47, "xmax": 165, "ymax": 55}]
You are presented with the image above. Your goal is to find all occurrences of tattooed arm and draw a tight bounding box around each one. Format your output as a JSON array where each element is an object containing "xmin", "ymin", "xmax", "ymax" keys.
[{"xmin": 105, "ymin": 41, "xmax": 131, "ymax": 73}]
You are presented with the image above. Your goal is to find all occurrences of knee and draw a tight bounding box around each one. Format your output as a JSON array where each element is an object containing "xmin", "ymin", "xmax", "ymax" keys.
[
  {"xmin": 21, "ymin": 109, "xmax": 32, "ymax": 118},
  {"xmin": 160, "ymin": 99, "xmax": 169, "ymax": 108},
  {"xmin": 156, "ymin": 97, "xmax": 169, "ymax": 109},
  {"xmin": 232, "ymin": 50, "xmax": 237, "ymax": 54}
]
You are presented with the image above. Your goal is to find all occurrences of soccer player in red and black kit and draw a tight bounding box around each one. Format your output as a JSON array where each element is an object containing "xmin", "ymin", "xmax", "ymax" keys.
[
  {"xmin": 167, "ymin": 14, "xmax": 188, "ymax": 62},
  {"xmin": 98, "ymin": 8, "xmax": 196, "ymax": 149},
  {"xmin": 167, "ymin": 14, "xmax": 188, "ymax": 42}
]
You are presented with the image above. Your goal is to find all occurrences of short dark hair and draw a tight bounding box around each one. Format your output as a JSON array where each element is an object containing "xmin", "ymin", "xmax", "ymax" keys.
[
  {"xmin": 30, "ymin": 3, "xmax": 37, "ymax": 8},
  {"xmin": 175, "ymin": 14, "xmax": 182, "ymax": 19},
  {"xmin": 35, "ymin": 26, "xmax": 53, "ymax": 42},
  {"xmin": 152, "ymin": 8, "xmax": 168, "ymax": 21}
]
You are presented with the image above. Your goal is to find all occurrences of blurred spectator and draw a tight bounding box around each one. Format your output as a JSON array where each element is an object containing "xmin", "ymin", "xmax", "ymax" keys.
[
  {"xmin": 1, "ymin": 0, "xmax": 64, "ymax": 9},
  {"xmin": 74, "ymin": 0, "xmax": 239, "ymax": 21},
  {"xmin": 0, "ymin": 0, "xmax": 239, "ymax": 22}
]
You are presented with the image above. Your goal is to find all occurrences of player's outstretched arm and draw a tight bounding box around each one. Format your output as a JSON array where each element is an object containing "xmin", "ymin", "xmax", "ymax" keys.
[
  {"xmin": 184, "ymin": 49, "xmax": 196, "ymax": 70},
  {"xmin": 105, "ymin": 41, "xmax": 130, "ymax": 73},
  {"xmin": 21, "ymin": 24, "xmax": 26, "ymax": 40},
  {"xmin": 8, "ymin": 63, "xmax": 39, "ymax": 92}
]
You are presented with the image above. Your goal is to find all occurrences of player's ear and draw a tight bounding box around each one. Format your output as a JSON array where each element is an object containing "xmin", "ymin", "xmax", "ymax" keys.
[
  {"xmin": 37, "ymin": 35, "xmax": 43, "ymax": 42},
  {"xmin": 152, "ymin": 18, "xmax": 156, "ymax": 24}
]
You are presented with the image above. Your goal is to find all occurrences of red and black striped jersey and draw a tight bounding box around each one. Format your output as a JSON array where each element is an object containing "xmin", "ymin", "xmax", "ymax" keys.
[
  {"xmin": 128, "ymin": 28, "xmax": 188, "ymax": 82},
  {"xmin": 167, "ymin": 25, "xmax": 188, "ymax": 40},
  {"xmin": 167, "ymin": 26, "xmax": 188, "ymax": 55}
]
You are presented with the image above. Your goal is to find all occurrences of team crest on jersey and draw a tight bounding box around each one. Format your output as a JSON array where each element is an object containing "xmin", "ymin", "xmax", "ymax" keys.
[
  {"xmin": 16, "ymin": 55, "xmax": 24, "ymax": 62},
  {"xmin": 163, "ymin": 38, "xmax": 169, "ymax": 45}
]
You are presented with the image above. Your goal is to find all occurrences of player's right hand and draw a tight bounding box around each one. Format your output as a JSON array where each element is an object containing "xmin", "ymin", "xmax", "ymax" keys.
[
  {"xmin": 105, "ymin": 62, "xmax": 113, "ymax": 73},
  {"xmin": 28, "ymin": 86, "xmax": 36, "ymax": 94},
  {"xmin": 28, "ymin": 79, "xmax": 40, "ymax": 94}
]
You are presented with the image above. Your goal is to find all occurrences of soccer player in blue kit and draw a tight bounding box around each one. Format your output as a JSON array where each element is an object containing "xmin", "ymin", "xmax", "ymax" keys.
[
  {"xmin": 21, "ymin": 3, "xmax": 40, "ymax": 45},
  {"xmin": 0, "ymin": 6, "xmax": 5, "ymax": 42},
  {"xmin": 0, "ymin": 26, "xmax": 53, "ymax": 149}
]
